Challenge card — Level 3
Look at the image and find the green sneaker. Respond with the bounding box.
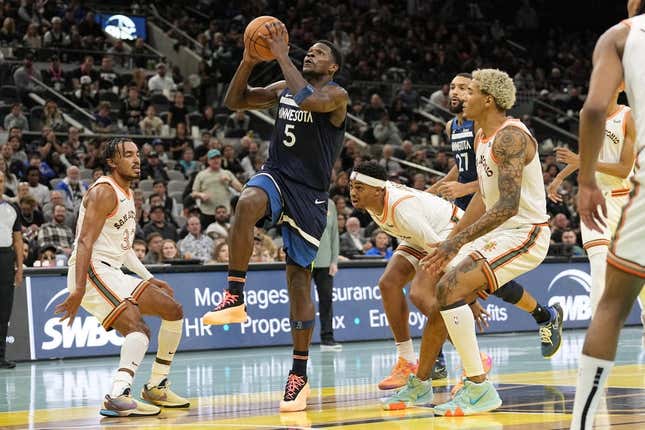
[434,379,501,416]
[381,374,433,410]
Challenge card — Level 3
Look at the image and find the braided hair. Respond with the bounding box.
[102,137,131,172]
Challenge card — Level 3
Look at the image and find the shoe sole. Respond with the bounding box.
[378,381,408,390]
[202,306,247,325]
[279,384,310,412]
[320,346,343,352]
[100,407,161,417]
[382,394,433,411]
[141,395,190,408]
[434,398,502,416]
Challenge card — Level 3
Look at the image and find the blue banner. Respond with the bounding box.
[23,261,643,360]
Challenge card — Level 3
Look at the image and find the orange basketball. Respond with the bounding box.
[244,16,288,62]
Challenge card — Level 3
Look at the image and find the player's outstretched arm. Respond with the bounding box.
[55,184,116,326]
[224,48,286,110]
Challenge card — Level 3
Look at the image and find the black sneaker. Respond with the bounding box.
[0,359,16,369]
[431,353,447,380]
[540,304,563,358]
[320,339,342,352]
[201,291,247,325]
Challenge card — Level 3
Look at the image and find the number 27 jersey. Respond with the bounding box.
[450,118,477,209]
[264,83,346,192]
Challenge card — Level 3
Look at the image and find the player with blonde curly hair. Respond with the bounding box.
[420,68,555,415]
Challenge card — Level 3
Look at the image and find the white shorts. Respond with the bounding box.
[67,260,150,330]
[446,223,550,297]
[394,241,426,270]
[608,175,645,277]
[581,190,630,251]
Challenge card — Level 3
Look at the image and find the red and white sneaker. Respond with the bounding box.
[279,371,310,412]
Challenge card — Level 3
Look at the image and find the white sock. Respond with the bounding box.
[395,339,416,363]
[587,246,608,316]
[111,331,149,397]
[570,354,613,430]
[148,319,183,386]
[440,304,484,377]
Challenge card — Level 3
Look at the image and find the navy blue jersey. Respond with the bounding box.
[264,83,346,192]
[450,117,477,210]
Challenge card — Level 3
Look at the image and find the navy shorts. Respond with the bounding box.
[246,169,328,268]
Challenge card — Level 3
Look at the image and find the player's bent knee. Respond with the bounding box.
[168,301,183,320]
[493,281,524,304]
[236,189,267,220]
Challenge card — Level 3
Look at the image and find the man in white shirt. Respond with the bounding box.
[148,63,177,94]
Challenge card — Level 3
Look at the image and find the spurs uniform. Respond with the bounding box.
[67,176,152,329]
[367,182,462,268]
[447,118,550,293]
[608,14,645,278]
[581,105,633,250]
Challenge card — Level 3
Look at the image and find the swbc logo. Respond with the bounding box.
[41,288,123,351]
[547,269,592,322]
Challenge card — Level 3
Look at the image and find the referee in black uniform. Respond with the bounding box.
[0,171,23,369]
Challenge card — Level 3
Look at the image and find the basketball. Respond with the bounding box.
[244,16,288,62]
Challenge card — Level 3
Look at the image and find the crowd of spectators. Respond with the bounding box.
[0,0,612,267]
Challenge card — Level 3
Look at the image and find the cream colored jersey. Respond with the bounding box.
[366,181,461,251]
[623,14,645,156]
[475,118,549,228]
[69,176,136,268]
[596,105,632,192]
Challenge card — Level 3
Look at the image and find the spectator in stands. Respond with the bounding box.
[148,63,177,95]
[130,38,147,69]
[550,212,570,246]
[139,105,164,136]
[379,144,403,177]
[107,39,132,67]
[170,122,191,160]
[206,241,229,264]
[337,213,347,236]
[561,229,584,257]
[151,139,169,163]
[42,190,74,228]
[25,166,49,207]
[144,232,163,264]
[132,239,147,261]
[43,16,70,48]
[339,216,371,258]
[224,110,251,138]
[168,92,188,128]
[77,11,103,42]
[330,171,350,200]
[59,140,81,168]
[432,149,450,173]
[42,100,66,132]
[178,216,213,262]
[365,229,393,260]
[55,165,87,210]
[161,239,183,261]
[43,55,68,92]
[0,17,18,45]
[92,102,116,133]
[412,173,428,190]
[82,141,102,170]
[73,76,98,110]
[3,104,28,131]
[96,56,121,92]
[220,144,243,177]
[250,228,276,263]
[121,85,146,133]
[143,204,178,241]
[177,147,199,178]
[140,150,169,182]
[151,180,180,219]
[198,105,219,135]
[22,22,41,49]
[429,83,450,111]
[397,78,419,110]
[191,148,242,226]
[19,195,44,242]
[205,204,230,240]
[363,94,388,125]
[373,113,402,146]
[7,134,27,165]
[35,245,57,267]
[239,140,260,179]
[91,167,104,183]
[333,194,353,218]
[37,204,74,257]
[72,56,99,91]
[0,157,17,196]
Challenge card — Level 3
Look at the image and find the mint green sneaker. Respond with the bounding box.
[381,375,433,410]
[434,379,501,416]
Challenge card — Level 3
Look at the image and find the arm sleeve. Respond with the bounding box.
[393,199,442,246]
[123,248,154,280]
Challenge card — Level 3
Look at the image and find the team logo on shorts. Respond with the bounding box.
[483,241,497,252]
[453,315,459,325]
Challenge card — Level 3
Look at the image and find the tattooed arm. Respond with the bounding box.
[421,126,529,274]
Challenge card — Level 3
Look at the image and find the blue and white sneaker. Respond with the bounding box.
[434,379,502,416]
[540,304,563,358]
[381,374,433,410]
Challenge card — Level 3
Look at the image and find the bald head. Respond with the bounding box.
[67,166,80,183]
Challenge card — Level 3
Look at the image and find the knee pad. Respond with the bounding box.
[493,280,524,304]
[290,319,315,330]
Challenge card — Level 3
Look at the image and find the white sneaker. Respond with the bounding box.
[320,340,342,352]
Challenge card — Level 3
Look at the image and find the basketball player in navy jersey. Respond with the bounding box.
[202,22,348,413]
[429,73,564,361]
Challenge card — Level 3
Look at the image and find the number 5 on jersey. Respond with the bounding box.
[283,124,296,147]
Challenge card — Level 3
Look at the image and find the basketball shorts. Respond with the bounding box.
[446,223,550,297]
[608,167,645,277]
[246,169,327,268]
[67,259,150,330]
[580,190,630,251]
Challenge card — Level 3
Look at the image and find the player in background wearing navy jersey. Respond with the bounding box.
[428,73,563,364]
[202,21,348,413]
